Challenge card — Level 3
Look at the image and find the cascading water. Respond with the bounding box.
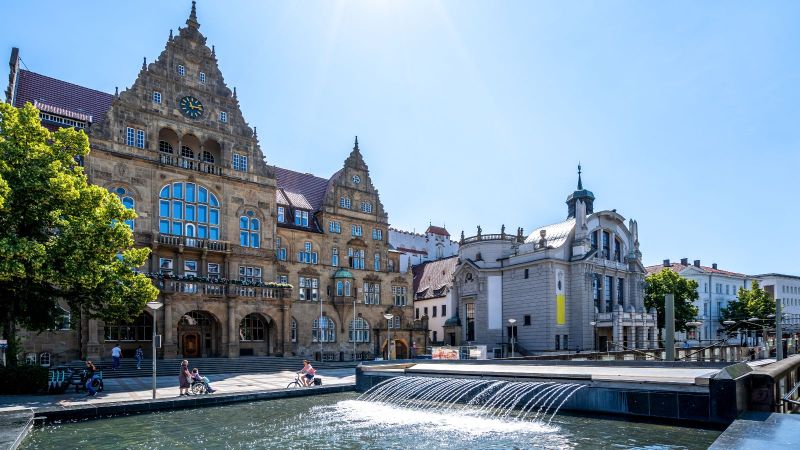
[356,376,585,426]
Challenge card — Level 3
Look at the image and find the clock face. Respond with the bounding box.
[179,96,203,119]
[352,175,361,185]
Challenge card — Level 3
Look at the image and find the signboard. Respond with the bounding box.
[432,347,460,360]
[0,339,7,350]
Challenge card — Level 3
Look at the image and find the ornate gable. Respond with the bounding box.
[322,137,387,223]
[95,1,270,178]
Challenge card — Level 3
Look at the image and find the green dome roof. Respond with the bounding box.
[333,268,354,279]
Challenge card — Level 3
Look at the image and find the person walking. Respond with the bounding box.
[179,360,191,396]
[135,345,144,370]
[111,344,122,371]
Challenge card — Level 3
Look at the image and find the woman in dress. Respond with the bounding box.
[179,359,191,396]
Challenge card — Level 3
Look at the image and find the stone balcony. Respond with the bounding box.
[156,279,290,300]
[155,233,230,253]
[158,152,224,176]
[596,309,657,328]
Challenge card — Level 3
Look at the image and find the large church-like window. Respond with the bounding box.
[159,182,221,240]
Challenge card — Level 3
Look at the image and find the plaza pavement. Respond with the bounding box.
[0,368,356,413]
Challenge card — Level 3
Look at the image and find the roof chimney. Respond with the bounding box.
[712,263,718,270]
[663,259,670,267]
[680,258,688,266]
[693,260,701,268]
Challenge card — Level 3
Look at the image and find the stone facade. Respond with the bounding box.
[7,3,416,365]
[389,225,459,272]
[451,169,657,356]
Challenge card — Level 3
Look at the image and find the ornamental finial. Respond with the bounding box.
[577,163,583,190]
[354,135,359,150]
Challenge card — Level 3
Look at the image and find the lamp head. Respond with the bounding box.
[146,301,164,311]
[384,313,394,320]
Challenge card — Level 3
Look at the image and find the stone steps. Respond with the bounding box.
[64,356,356,379]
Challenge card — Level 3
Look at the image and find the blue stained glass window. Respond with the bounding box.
[185,205,195,221]
[122,197,134,209]
[159,200,170,217]
[185,183,195,202]
[125,219,134,229]
[116,187,126,195]
[210,209,219,225]
[240,217,249,230]
[172,201,183,219]
[173,182,183,199]
[198,226,207,238]
[159,220,170,234]
[251,218,260,231]
[251,233,259,248]
[160,186,169,198]
[210,227,219,240]
[209,194,219,207]
[199,187,207,203]
[198,205,207,223]
[171,222,182,235]
[240,231,249,246]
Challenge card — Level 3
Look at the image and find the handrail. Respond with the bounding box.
[608,342,664,361]
[782,382,800,410]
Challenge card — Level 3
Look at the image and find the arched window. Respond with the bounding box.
[349,317,370,343]
[181,145,194,159]
[239,314,265,341]
[159,182,221,240]
[104,312,153,341]
[202,150,214,163]
[291,318,297,343]
[312,316,336,342]
[39,352,51,367]
[159,140,174,153]
[113,187,135,229]
[239,212,260,248]
[336,281,343,296]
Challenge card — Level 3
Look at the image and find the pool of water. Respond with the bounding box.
[21,392,722,449]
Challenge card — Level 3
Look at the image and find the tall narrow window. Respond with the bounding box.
[349,318,370,343]
[392,286,407,306]
[275,238,287,261]
[277,206,285,223]
[220,111,227,123]
[126,127,135,146]
[233,153,248,172]
[312,316,335,342]
[199,72,206,83]
[299,277,319,301]
[291,319,297,343]
[604,275,612,311]
[153,92,162,104]
[113,187,135,230]
[466,303,475,341]
[374,253,381,272]
[136,129,145,149]
[601,231,610,259]
[364,282,380,304]
[614,239,622,262]
[177,65,185,76]
[239,213,260,248]
[617,278,624,305]
[332,247,339,267]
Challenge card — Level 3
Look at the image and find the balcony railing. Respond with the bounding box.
[157,280,287,299]
[156,233,230,252]
[159,153,224,176]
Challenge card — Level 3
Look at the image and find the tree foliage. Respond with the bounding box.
[719,281,776,331]
[644,269,700,335]
[0,103,159,365]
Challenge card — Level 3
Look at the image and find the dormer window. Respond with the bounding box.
[277,206,285,223]
[294,210,309,227]
[177,65,186,77]
[199,72,206,83]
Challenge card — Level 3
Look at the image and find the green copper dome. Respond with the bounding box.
[333,268,354,279]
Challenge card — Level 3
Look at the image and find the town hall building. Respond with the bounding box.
[5,2,417,365]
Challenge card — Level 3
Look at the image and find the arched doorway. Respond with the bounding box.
[178,311,220,357]
[381,339,409,360]
[239,313,276,356]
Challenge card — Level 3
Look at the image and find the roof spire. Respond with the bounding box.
[186,1,200,29]
[577,162,583,190]
[354,135,359,150]
[233,86,237,98]
[142,57,147,71]
[169,29,173,41]
[211,44,216,57]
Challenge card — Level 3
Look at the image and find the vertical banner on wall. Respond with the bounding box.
[555,269,566,325]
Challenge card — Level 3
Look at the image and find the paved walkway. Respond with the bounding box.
[0,368,355,413]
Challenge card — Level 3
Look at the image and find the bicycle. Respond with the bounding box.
[287,372,311,388]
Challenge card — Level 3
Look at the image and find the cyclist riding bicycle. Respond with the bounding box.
[298,360,316,387]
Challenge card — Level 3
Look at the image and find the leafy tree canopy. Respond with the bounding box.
[0,103,159,364]
[644,268,700,334]
[719,281,776,331]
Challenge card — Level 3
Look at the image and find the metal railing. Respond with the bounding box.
[156,233,230,252]
[158,153,224,176]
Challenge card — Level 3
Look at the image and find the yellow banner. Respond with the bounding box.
[556,294,566,325]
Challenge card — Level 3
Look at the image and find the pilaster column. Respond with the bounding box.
[227,299,238,358]
[87,318,101,359]
[163,297,177,357]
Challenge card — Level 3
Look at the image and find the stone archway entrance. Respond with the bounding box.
[381,339,409,360]
[178,310,221,357]
[239,313,277,356]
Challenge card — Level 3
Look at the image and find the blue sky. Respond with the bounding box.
[2,1,798,275]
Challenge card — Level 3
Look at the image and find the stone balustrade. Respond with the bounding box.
[156,233,230,252]
[158,152,224,176]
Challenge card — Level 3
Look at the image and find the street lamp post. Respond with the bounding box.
[589,321,598,352]
[384,313,394,360]
[146,301,164,400]
[508,318,516,357]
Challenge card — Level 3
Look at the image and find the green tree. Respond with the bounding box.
[644,269,700,345]
[0,103,159,365]
[719,281,776,331]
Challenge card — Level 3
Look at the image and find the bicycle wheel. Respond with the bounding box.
[286,380,299,388]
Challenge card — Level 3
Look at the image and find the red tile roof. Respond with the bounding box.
[425,225,450,236]
[273,166,334,212]
[645,262,746,278]
[412,256,458,300]
[13,70,113,125]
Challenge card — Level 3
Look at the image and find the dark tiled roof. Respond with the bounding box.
[396,247,427,255]
[412,256,458,300]
[645,262,746,278]
[425,225,450,236]
[13,70,113,125]
[273,166,334,212]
